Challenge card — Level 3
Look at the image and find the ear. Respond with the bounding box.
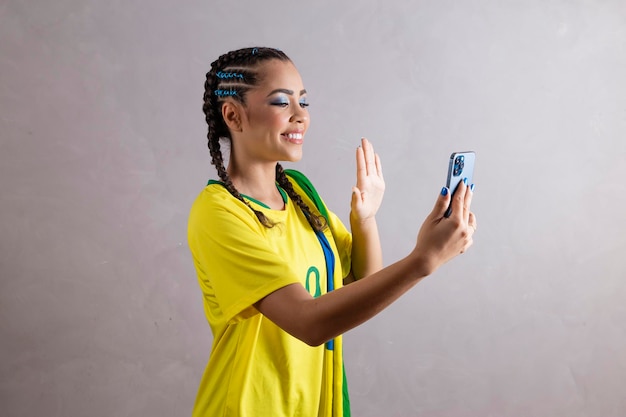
[221,100,243,132]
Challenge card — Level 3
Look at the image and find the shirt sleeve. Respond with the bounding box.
[188,189,301,324]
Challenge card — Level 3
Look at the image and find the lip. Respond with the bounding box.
[281,130,304,144]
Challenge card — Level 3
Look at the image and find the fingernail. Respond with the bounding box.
[441,187,448,196]
[463,178,468,185]
[470,183,475,192]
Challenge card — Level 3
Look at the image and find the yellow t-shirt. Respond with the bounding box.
[187,172,352,417]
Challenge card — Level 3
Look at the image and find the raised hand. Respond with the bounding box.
[351,138,385,222]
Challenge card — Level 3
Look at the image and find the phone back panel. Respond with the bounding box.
[446,151,476,196]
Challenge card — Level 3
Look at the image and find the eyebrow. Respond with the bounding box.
[266,88,307,97]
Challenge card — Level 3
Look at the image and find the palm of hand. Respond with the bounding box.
[351,138,385,221]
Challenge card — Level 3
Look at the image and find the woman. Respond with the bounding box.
[188,47,476,417]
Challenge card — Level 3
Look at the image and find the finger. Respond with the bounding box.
[351,186,362,209]
[463,182,474,224]
[362,137,376,175]
[468,212,477,234]
[430,186,452,220]
[461,237,474,254]
[356,144,366,182]
[450,179,468,221]
[375,153,384,179]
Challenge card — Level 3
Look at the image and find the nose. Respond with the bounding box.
[290,103,308,124]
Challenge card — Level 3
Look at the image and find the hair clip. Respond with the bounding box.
[251,48,258,55]
[216,71,244,79]
[214,89,237,97]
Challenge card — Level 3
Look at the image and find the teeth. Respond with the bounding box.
[286,133,303,139]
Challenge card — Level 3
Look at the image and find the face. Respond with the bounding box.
[231,59,310,164]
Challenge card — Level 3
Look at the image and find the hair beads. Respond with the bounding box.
[216,71,244,79]
[214,89,238,97]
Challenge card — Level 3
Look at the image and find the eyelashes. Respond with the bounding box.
[270,98,310,108]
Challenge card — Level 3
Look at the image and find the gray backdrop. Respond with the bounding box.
[1,1,625,416]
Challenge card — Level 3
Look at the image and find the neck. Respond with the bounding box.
[227,160,285,209]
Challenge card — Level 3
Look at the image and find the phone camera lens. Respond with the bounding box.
[452,155,466,177]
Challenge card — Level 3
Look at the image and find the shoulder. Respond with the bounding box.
[191,181,238,213]
[188,182,260,232]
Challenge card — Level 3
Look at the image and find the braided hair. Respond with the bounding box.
[203,47,326,232]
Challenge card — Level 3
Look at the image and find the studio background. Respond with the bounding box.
[1,1,625,416]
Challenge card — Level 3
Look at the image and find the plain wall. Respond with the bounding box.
[1,1,625,416]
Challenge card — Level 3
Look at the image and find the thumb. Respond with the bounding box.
[351,186,361,209]
[429,187,451,220]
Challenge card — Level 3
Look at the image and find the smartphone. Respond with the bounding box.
[444,151,475,218]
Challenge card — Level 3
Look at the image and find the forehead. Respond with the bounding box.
[253,60,304,91]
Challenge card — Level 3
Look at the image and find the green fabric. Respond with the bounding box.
[342,361,351,417]
[284,169,329,222]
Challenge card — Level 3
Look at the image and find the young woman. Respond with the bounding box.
[188,47,477,417]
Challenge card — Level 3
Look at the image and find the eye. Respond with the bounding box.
[299,101,310,108]
[269,95,290,107]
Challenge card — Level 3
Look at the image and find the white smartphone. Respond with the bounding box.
[444,151,475,218]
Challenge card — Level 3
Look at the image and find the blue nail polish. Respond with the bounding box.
[441,187,448,196]
[470,183,475,191]
[463,178,468,185]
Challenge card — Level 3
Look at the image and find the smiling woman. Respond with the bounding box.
[187,46,476,417]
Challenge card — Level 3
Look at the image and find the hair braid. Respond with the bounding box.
[275,164,327,232]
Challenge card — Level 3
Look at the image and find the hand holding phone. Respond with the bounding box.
[444,151,475,218]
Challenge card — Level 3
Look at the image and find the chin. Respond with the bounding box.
[283,153,303,163]
[279,147,304,163]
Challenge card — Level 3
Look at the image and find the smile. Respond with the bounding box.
[282,132,304,144]
[283,133,303,140]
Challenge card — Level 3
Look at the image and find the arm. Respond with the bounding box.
[255,179,477,346]
[346,138,385,282]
